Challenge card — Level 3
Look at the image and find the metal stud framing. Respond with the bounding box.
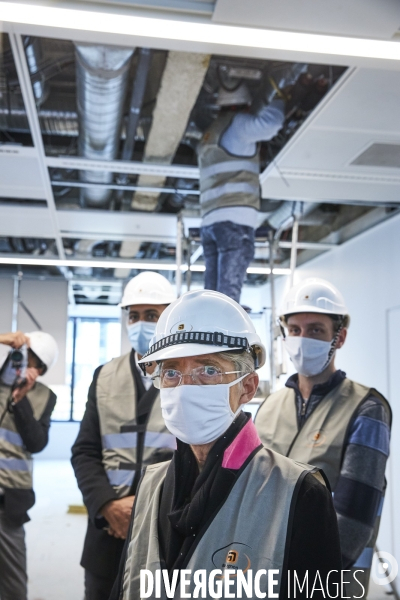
[9,32,66,259]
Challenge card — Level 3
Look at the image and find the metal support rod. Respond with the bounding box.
[11,271,42,331]
[268,231,277,392]
[186,239,192,292]
[11,272,22,332]
[19,300,42,331]
[289,216,299,288]
[51,180,199,195]
[176,215,183,298]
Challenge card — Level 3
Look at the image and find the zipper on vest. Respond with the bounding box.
[286,395,307,457]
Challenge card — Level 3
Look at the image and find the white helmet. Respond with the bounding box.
[280,278,349,323]
[26,331,58,371]
[216,82,252,107]
[138,289,266,369]
[119,272,175,308]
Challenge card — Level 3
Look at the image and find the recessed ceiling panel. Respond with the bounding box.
[213,0,400,40]
[0,205,55,238]
[261,67,400,204]
[351,143,400,168]
[0,146,45,199]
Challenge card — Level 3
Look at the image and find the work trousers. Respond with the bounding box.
[85,569,118,600]
[200,221,255,304]
[0,506,27,600]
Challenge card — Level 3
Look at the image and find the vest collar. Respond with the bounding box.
[286,369,346,399]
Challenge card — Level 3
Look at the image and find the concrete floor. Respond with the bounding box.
[25,460,86,600]
[24,460,395,600]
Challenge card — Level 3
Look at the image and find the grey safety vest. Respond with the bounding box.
[96,353,175,498]
[197,113,260,218]
[0,381,50,490]
[121,448,325,600]
[255,378,391,598]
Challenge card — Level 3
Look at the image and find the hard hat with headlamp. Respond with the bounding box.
[138,289,266,369]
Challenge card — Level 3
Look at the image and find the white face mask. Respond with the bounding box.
[284,336,335,378]
[160,375,247,445]
[127,321,156,356]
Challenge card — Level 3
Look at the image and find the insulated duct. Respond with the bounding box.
[267,201,318,231]
[74,44,134,207]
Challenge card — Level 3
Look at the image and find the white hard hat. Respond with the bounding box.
[26,331,58,371]
[216,82,252,107]
[119,272,176,308]
[280,278,349,320]
[138,289,266,369]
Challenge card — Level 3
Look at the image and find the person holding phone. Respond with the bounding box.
[0,330,58,600]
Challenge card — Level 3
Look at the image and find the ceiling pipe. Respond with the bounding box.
[116,47,152,210]
[24,37,49,107]
[74,43,134,207]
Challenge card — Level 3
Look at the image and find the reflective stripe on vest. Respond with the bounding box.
[200,182,260,206]
[0,381,50,490]
[201,159,260,180]
[0,427,23,447]
[255,377,391,598]
[102,430,176,451]
[121,449,323,600]
[197,113,260,218]
[96,353,175,498]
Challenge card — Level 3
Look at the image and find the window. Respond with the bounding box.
[51,317,121,421]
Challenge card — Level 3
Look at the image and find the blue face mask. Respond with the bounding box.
[127,321,157,356]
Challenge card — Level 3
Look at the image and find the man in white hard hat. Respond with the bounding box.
[255,278,391,598]
[71,272,176,600]
[0,330,58,600]
[110,289,342,600]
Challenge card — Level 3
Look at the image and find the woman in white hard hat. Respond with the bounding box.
[111,289,341,600]
[0,330,58,600]
[255,278,391,598]
[71,272,177,600]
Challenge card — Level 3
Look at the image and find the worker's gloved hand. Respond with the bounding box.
[101,496,135,539]
[11,367,40,403]
[0,331,30,349]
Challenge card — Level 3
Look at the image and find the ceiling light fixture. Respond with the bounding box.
[0,256,290,275]
[1,2,400,62]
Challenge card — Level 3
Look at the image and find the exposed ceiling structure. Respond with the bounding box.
[0,1,400,304]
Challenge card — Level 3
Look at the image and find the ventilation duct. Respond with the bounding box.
[74,43,134,207]
[267,200,318,231]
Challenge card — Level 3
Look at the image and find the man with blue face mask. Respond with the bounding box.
[255,278,391,598]
[71,272,176,600]
[110,289,342,600]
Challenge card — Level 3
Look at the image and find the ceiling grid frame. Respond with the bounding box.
[8,31,66,259]
[260,66,358,187]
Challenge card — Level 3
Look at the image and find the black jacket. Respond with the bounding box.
[1,387,56,526]
[110,415,342,600]
[71,351,173,579]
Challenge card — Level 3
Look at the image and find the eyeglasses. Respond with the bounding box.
[152,366,248,389]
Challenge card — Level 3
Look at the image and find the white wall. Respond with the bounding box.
[263,211,400,577]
